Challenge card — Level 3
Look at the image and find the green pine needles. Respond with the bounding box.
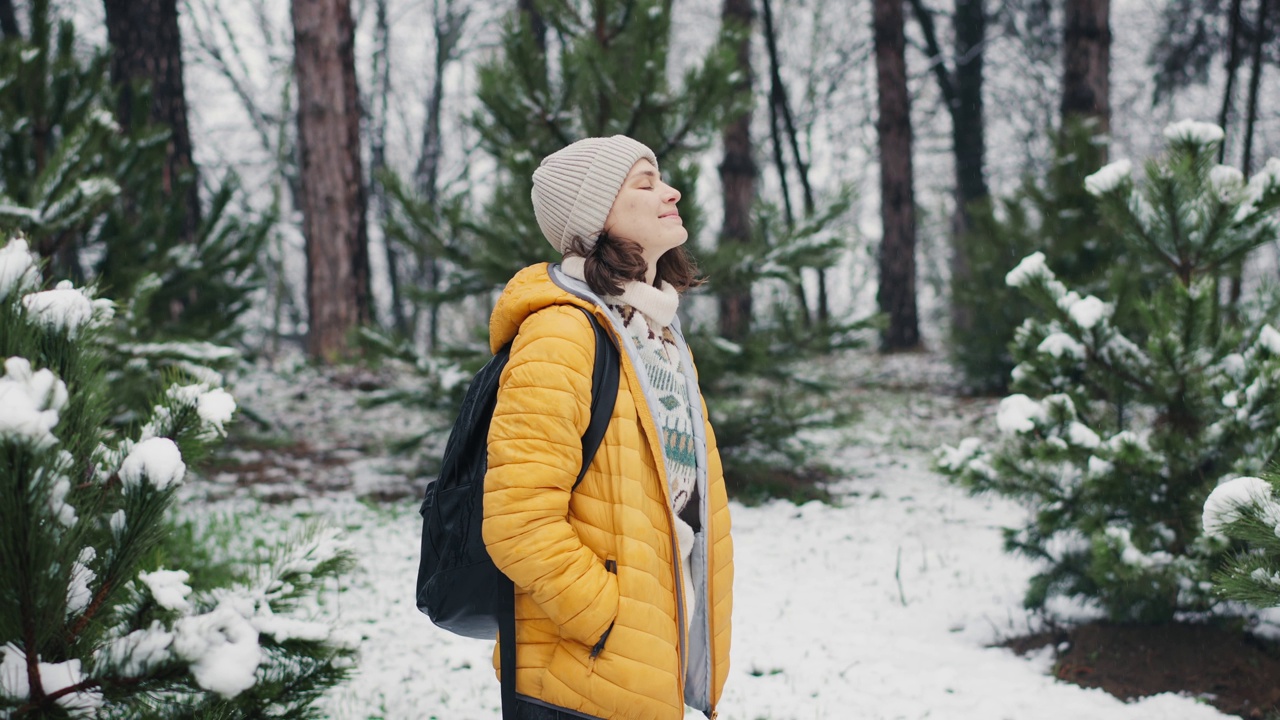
[950,122,1113,394]
[0,237,357,718]
[1204,474,1280,609]
[937,121,1280,623]
[0,4,268,423]
[372,0,865,501]
[464,0,744,291]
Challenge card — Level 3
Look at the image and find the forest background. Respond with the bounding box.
[4,0,1280,715]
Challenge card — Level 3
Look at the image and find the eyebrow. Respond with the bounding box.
[629,169,658,182]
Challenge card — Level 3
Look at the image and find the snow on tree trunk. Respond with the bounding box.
[292,0,371,363]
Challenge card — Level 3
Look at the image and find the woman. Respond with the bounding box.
[482,135,733,720]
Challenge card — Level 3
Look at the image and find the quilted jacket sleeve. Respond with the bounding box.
[482,305,619,647]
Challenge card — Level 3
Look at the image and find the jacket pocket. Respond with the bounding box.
[589,558,618,660]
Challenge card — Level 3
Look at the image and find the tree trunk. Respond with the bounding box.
[874,0,920,350]
[762,88,810,325]
[1217,0,1245,164]
[517,0,548,55]
[718,0,757,342]
[1233,0,1271,316]
[1060,0,1111,133]
[103,0,201,246]
[415,0,467,350]
[0,0,18,39]
[1240,0,1270,177]
[292,0,371,362]
[370,0,407,336]
[949,0,987,336]
[908,0,987,342]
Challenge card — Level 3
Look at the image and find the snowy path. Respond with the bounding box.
[290,389,1225,719]
[208,363,1229,719]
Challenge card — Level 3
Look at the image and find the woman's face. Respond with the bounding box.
[603,159,687,262]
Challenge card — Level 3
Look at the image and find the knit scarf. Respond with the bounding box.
[560,258,698,517]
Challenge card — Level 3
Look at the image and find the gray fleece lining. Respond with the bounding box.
[671,318,713,714]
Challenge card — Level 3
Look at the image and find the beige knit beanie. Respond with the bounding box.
[531,135,658,255]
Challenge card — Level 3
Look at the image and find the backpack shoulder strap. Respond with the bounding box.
[500,306,618,719]
[573,305,619,491]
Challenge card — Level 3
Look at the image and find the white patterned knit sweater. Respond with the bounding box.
[603,289,698,520]
[559,258,698,518]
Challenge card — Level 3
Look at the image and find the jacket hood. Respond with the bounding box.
[489,263,595,353]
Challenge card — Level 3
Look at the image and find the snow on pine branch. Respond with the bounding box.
[21,284,94,335]
[0,645,102,717]
[0,238,38,301]
[1084,159,1133,196]
[119,437,187,493]
[139,569,193,612]
[0,356,68,449]
[1203,477,1280,536]
[1163,119,1225,146]
[139,383,238,441]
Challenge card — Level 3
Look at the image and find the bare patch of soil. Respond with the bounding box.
[1005,621,1280,719]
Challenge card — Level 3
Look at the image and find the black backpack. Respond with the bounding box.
[416,305,619,717]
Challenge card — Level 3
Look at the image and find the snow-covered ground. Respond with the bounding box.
[191,352,1234,719]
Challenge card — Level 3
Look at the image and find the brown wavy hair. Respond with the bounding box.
[563,231,704,297]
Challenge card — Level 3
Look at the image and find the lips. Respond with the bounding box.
[660,212,681,220]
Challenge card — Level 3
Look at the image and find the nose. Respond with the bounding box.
[663,183,681,204]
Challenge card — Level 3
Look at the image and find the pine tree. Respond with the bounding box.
[951,122,1120,394]
[938,121,1280,622]
[0,236,357,717]
[449,0,743,291]
[1204,473,1280,608]
[689,193,871,501]
[372,0,869,499]
[0,4,268,419]
[368,0,740,414]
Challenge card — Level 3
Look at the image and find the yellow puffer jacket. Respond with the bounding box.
[482,263,733,720]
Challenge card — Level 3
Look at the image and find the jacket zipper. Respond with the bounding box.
[666,505,688,706]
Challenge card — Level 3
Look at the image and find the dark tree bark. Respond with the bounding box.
[718,0,757,341]
[1061,0,1111,133]
[292,0,371,362]
[103,0,201,246]
[1240,0,1271,177]
[0,0,18,39]
[761,0,827,325]
[951,0,987,234]
[874,0,920,350]
[1217,0,1245,163]
[414,0,468,350]
[761,0,804,325]
[1232,0,1272,313]
[369,0,406,336]
[908,0,987,341]
[518,0,548,55]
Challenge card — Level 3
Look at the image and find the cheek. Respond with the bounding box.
[616,198,649,229]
